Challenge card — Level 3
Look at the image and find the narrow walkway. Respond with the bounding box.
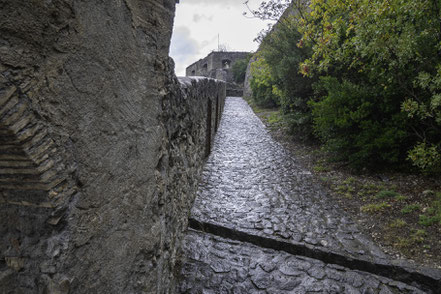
[178,97,441,293]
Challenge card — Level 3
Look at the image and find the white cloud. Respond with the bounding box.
[170,0,275,76]
[170,26,200,76]
[193,14,214,23]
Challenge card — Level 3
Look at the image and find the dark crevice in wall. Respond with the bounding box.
[215,95,219,132]
[188,218,441,294]
[205,99,212,158]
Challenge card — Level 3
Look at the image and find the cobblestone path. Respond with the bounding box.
[178,97,441,293]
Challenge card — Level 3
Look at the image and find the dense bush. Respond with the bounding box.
[249,7,315,137]
[251,0,441,171]
[310,77,410,167]
[299,0,441,170]
[232,54,252,84]
[259,13,315,138]
[249,53,280,107]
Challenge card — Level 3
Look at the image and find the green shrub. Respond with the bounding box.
[411,229,426,243]
[375,190,399,199]
[299,0,441,171]
[259,13,315,138]
[401,204,421,214]
[232,54,252,84]
[361,202,391,213]
[310,77,409,167]
[252,0,441,170]
[419,192,441,226]
[407,142,441,172]
[249,55,280,108]
[419,215,441,227]
[389,219,407,228]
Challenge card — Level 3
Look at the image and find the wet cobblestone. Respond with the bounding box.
[191,97,386,262]
[178,230,426,294]
[179,97,441,293]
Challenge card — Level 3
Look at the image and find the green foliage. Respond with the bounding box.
[249,54,280,107]
[259,13,316,138]
[395,194,408,201]
[297,0,441,170]
[407,142,441,172]
[411,229,427,243]
[313,164,329,173]
[375,190,400,199]
[267,112,283,125]
[419,214,441,227]
[251,0,441,170]
[401,204,421,214]
[361,202,391,213]
[232,54,252,84]
[389,218,407,228]
[310,77,409,167]
[419,192,441,226]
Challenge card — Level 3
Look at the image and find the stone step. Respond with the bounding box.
[179,230,439,294]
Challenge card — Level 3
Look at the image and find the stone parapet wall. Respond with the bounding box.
[0,1,225,293]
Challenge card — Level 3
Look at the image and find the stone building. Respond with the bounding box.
[186,51,250,96]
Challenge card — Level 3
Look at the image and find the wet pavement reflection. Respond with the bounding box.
[177,97,440,293]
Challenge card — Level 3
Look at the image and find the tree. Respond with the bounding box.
[298,0,441,170]
[259,11,316,138]
[249,0,441,170]
[232,54,252,84]
[249,52,280,107]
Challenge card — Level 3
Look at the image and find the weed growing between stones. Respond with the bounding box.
[375,190,400,199]
[361,202,391,213]
[418,192,441,226]
[401,204,421,214]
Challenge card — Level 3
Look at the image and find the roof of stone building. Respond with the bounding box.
[186,51,251,69]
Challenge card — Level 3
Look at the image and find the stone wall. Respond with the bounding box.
[0,1,225,293]
[186,51,250,84]
[243,55,256,99]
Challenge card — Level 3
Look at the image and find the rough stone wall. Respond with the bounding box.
[243,55,256,99]
[0,1,225,293]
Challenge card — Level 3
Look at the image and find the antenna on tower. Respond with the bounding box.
[218,33,220,51]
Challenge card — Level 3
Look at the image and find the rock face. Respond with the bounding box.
[0,1,225,293]
[243,55,256,99]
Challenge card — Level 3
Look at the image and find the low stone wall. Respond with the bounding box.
[226,82,244,97]
[0,1,225,293]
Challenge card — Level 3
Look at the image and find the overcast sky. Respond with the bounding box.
[170,0,274,76]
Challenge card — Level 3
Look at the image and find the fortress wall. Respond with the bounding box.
[186,52,250,84]
[0,0,225,293]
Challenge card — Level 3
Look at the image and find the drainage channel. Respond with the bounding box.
[188,218,441,293]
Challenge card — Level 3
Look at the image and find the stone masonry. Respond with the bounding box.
[186,51,250,96]
[186,51,250,84]
[0,1,225,293]
[2,1,441,293]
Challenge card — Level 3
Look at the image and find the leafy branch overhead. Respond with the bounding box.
[243,0,291,21]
